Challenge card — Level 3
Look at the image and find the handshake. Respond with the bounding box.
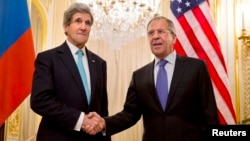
[81,112,105,135]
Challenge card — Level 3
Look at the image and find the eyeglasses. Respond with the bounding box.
[147,29,173,37]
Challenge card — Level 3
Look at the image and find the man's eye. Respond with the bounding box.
[147,31,154,36]
[158,30,165,34]
[85,21,91,26]
[75,19,82,23]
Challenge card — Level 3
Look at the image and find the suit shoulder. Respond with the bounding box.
[178,55,206,65]
[38,48,56,55]
[37,44,63,56]
[134,62,153,74]
[35,44,67,63]
[87,50,106,63]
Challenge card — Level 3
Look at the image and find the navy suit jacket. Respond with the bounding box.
[31,41,111,141]
[104,55,219,141]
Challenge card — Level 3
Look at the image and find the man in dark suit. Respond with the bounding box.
[30,2,110,141]
[84,16,219,141]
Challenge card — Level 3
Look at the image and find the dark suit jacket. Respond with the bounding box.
[104,55,219,141]
[31,41,111,141]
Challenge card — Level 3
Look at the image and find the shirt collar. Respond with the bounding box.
[155,50,176,66]
[66,40,87,55]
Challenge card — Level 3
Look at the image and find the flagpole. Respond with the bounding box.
[234,45,241,124]
[0,123,4,141]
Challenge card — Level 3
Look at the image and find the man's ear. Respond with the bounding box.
[172,34,177,44]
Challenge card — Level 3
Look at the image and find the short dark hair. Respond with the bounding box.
[147,16,176,35]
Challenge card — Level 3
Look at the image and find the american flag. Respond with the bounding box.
[169,0,236,124]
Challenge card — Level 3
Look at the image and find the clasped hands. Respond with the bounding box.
[82,112,105,135]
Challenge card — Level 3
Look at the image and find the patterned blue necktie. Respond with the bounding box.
[77,50,90,104]
[156,60,168,110]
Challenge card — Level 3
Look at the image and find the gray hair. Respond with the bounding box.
[63,2,94,26]
[147,16,176,35]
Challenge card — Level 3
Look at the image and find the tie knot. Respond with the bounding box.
[77,50,83,57]
[158,59,167,67]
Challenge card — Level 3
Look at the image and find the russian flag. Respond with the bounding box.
[0,0,35,126]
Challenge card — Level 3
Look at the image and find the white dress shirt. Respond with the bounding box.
[154,50,177,91]
[66,40,91,131]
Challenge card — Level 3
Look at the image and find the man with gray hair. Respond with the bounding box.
[30,2,111,141]
[84,16,219,141]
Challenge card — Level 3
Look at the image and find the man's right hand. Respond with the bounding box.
[82,112,105,135]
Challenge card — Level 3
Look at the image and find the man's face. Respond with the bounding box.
[64,12,92,48]
[147,19,176,59]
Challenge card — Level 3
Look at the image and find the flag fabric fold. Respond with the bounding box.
[0,0,35,126]
[169,0,236,124]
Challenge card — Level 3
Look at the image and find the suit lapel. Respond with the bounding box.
[57,42,86,95]
[145,60,165,110]
[85,49,98,104]
[166,55,186,110]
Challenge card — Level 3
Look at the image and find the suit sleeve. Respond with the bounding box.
[30,52,81,130]
[199,61,219,125]
[100,61,109,117]
[104,72,142,135]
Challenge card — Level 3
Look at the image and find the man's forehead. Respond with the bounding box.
[72,12,91,19]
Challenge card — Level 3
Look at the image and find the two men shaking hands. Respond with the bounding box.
[82,112,105,135]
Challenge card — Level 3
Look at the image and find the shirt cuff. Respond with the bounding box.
[102,129,106,136]
[74,112,84,131]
